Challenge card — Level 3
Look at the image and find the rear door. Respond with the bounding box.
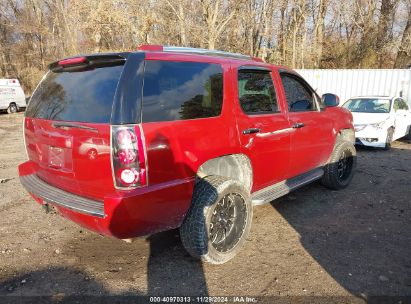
[24,56,126,200]
[235,67,291,191]
[279,72,334,178]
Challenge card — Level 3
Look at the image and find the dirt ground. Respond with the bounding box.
[0,112,410,302]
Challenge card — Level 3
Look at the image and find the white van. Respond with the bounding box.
[0,79,26,113]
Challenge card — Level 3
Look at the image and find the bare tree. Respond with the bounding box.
[200,0,238,49]
[313,0,329,67]
[376,0,399,67]
[0,0,408,93]
[395,2,411,67]
[165,0,187,45]
[290,0,306,68]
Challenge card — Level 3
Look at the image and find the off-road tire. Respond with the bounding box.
[321,140,356,190]
[180,176,252,264]
[7,103,18,114]
[384,127,394,150]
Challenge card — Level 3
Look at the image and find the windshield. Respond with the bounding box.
[342,98,391,113]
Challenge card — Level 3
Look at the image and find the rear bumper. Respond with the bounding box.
[18,161,194,239]
[20,174,105,217]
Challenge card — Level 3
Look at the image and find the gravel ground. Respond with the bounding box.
[0,112,410,302]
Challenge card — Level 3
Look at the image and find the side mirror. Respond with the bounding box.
[322,93,340,107]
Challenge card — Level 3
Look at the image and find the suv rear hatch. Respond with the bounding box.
[24,54,127,201]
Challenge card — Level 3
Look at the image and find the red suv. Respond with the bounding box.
[19,45,356,264]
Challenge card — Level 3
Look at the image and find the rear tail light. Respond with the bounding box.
[111,125,147,189]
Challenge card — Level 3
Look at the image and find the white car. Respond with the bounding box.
[342,96,411,149]
[0,79,26,114]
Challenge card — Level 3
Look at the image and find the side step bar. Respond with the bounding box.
[251,168,324,205]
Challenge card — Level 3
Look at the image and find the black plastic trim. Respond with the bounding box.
[20,174,104,218]
[49,53,129,73]
[111,52,145,125]
[238,65,272,72]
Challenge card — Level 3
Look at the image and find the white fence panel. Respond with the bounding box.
[296,69,411,107]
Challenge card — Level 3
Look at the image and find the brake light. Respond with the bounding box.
[111,125,147,189]
[58,57,87,66]
[251,56,264,62]
[137,45,163,51]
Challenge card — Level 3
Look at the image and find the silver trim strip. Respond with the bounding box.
[251,168,324,205]
[256,128,295,138]
[163,46,252,60]
[138,124,149,186]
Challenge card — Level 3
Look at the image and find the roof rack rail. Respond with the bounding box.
[137,45,260,61]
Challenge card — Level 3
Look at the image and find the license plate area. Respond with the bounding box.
[48,146,72,171]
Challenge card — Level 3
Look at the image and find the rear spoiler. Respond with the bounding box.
[49,54,128,72]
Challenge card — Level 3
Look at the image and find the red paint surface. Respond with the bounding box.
[19,51,353,238]
[58,56,87,66]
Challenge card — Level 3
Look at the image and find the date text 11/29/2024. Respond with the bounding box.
[149,296,258,303]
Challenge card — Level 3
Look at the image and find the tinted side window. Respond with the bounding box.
[281,74,316,112]
[142,61,223,122]
[238,70,278,114]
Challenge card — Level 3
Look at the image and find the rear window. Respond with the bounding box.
[26,65,123,123]
[142,61,223,123]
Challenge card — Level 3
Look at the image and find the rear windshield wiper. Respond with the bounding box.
[52,122,98,132]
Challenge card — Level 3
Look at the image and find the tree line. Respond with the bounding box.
[0,0,410,93]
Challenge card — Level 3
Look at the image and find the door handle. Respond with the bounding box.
[242,128,261,135]
[292,122,305,129]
